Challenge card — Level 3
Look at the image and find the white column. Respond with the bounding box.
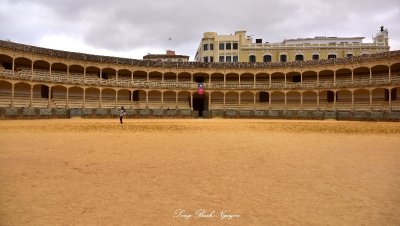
[268,92,271,110]
[351,91,354,112]
[284,73,287,88]
[116,70,119,82]
[49,64,52,78]
[388,67,391,82]
[317,72,320,86]
[208,93,212,110]
[351,69,354,84]
[317,91,320,110]
[131,71,134,83]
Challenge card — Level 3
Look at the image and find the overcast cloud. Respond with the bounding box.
[1,0,399,60]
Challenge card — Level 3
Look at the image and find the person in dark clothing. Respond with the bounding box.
[119,106,126,124]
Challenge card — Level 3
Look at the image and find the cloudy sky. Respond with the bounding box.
[1,0,399,60]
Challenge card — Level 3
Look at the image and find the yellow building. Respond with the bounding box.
[195,27,390,63]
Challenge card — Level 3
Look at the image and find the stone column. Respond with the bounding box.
[31,61,34,79]
[12,58,15,76]
[238,92,241,110]
[333,71,336,86]
[190,92,193,110]
[161,92,164,109]
[131,71,134,83]
[67,65,70,81]
[116,70,119,82]
[49,64,52,78]
[317,72,320,86]
[268,92,271,110]
[224,74,226,87]
[369,68,372,83]
[115,90,118,108]
[30,86,33,107]
[333,91,337,110]
[317,91,320,111]
[48,86,52,108]
[351,69,354,84]
[83,89,86,109]
[11,84,14,107]
[223,92,226,110]
[66,88,69,108]
[130,90,133,110]
[351,91,354,112]
[208,93,212,110]
[146,91,149,109]
[99,89,102,108]
[388,89,392,112]
[253,92,256,111]
[84,67,86,82]
[99,69,103,81]
[369,89,372,112]
[300,92,303,111]
[284,92,287,110]
[147,72,149,82]
[175,92,178,109]
[300,72,303,88]
[388,67,391,82]
[284,73,287,88]
[269,74,272,88]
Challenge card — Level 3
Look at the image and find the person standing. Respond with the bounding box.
[119,106,126,124]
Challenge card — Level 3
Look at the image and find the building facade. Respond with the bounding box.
[143,50,189,62]
[195,27,389,63]
[0,40,399,120]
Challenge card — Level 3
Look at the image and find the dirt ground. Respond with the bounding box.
[0,119,399,226]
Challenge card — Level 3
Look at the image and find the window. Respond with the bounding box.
[226,56,232,62]
[312,54,319,60]
[328,54,336,59]
[226,43,231,50]
[219,43,225,50]
[233,42,238,50]
[295,54,304,61]
[203,44,208,51]
[263,55,272,62]
[210,44,214,50]
[219,56,225,62]
[249,55,256,63]
[203,57,208,63]
[280,55,287,62]
[210,57,214,62]
[346,54,353,58]
[327,91,335,102]
[233,56,238,62]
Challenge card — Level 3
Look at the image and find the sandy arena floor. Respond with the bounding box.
[0,119,400,226]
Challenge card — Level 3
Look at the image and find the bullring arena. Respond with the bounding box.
[0,40,400,226]
[0,40,399,120]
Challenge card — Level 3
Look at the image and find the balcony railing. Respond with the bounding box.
[0,68,399,91]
